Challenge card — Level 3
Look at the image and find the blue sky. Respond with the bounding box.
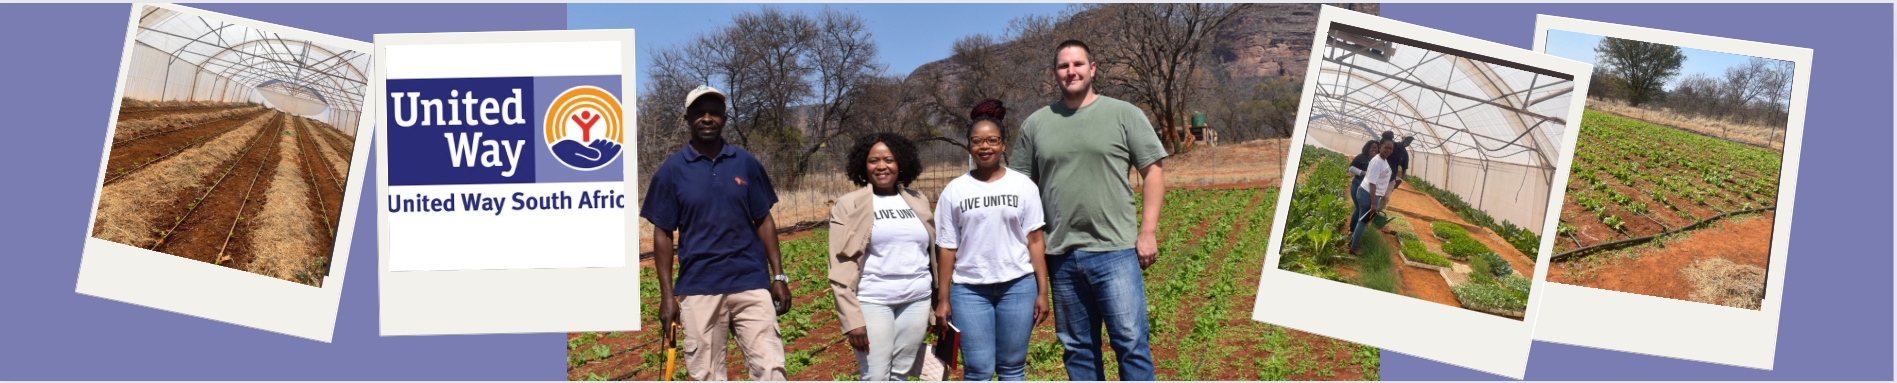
[1544,29,1786,90]
[568,3,1071,91]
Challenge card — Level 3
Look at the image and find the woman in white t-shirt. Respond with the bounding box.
[827,133,938,380]
[934,99,1049,381]
[1350,139,1394,255]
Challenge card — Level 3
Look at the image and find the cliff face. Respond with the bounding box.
[904,4,1379,83]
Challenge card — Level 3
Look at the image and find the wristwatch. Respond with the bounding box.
[773,274,789,283]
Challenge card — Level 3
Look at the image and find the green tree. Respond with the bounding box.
[1593,37,1685,106]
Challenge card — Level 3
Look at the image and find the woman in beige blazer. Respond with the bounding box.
[827,133,936,381]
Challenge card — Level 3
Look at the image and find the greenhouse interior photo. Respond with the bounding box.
[90,5,366,287]
[1279,22,1574,318]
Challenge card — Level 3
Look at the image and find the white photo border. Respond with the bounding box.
[74,3,375,343]
[373,29,641,336]
[1529,14,1810,370]
[1250,6,1591,379]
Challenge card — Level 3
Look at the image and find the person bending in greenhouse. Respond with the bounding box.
[828,133,938,381]
[935,99,1051,381]
[1350,140,1395,255]
[643,85,790,381]
[1009,39,1166,381]
[1384,135,1413,208]
[1346,139,1378,232]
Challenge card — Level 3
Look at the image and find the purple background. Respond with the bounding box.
[0,3,1888,381]
[0,4,565,380]
[1381,3,1894,380]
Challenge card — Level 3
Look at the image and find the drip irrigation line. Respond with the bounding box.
[1552,206,1774,262]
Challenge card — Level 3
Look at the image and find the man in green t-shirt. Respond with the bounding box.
[1006,39,1166,381]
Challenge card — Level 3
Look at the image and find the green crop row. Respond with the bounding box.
[1399,240,1451,267]
[1405,176,1541,257]
[1561,110,1783,244]
[1451,277,1528,313]
[1279,146,1355,282]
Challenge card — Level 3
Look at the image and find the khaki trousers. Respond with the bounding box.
[680,289,787,381]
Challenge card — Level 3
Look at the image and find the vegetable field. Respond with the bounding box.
[569,187,1379,381]
[1278,146,1532,319]
[91,99,353,287]
[1549,110,1778,310]
[1555,110,1779,253]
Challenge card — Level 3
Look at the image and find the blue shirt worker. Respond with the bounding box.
[642,85,791,381]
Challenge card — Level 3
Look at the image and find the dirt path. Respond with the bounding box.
[1381,229,1460,308]
[1383,183,1536,276]
[1550,212,1774,303]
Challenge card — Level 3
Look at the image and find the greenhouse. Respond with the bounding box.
[125,5,367,134]
[1305,23,1574,233]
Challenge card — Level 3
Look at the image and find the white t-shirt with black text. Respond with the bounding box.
[858,193,934,305]
[935,168,1046,285]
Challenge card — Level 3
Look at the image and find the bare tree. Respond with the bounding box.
[792,7,883,181]
[1081,3,1252,154]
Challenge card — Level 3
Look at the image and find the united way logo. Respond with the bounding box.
[543,86,623,171]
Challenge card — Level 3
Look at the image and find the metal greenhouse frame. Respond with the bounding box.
[124,5,368,135]
[1305,23,1576,233]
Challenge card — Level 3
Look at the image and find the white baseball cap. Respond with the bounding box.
[685,85,726,109]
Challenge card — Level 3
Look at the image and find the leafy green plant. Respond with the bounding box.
[1431,221,1468,240]
[1440,237,1490,259]
[1400,240,1452,267]
[1475,252,1512,278]
[1602,216,1625,232]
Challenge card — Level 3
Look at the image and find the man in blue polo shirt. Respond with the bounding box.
[642,85,791,381]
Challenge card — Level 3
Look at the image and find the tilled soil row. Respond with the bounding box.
[113,106,267,142]
[305,117,357,157]
[92,111,276,248]
[105,110,272,185]
[291,117,346,283]
[301,117,352,188]
[116,105,253,121]
[151,113,287,266]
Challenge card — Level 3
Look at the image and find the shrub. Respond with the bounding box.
[1467,270,1495,286]
[1440,237,1490,259]
[1500,275,1533,302]
[1400,240,1451,267]
[1431,221,1468,240]
[1476,252,1513,278]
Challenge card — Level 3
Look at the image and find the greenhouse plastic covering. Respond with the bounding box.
[1305,25,1574,233]
[124,6,368,134]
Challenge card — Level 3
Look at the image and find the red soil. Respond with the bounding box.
[103,110,271,183]
[1550,212,1775,304]
[151,113,285,268]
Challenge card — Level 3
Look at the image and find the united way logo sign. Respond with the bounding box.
[381,73,627,272]
[543,86,623,171]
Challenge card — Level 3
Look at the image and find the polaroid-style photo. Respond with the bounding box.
[375,29,640,336]
[1531,15,1810,370]
[1251,6,1590,378]
[76,3,374,342]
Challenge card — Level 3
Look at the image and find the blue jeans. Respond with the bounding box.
[1047,248,1154,381]
[1351,186,1374,250]
[1348,174,1365,232]
[949,275,1038,381]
